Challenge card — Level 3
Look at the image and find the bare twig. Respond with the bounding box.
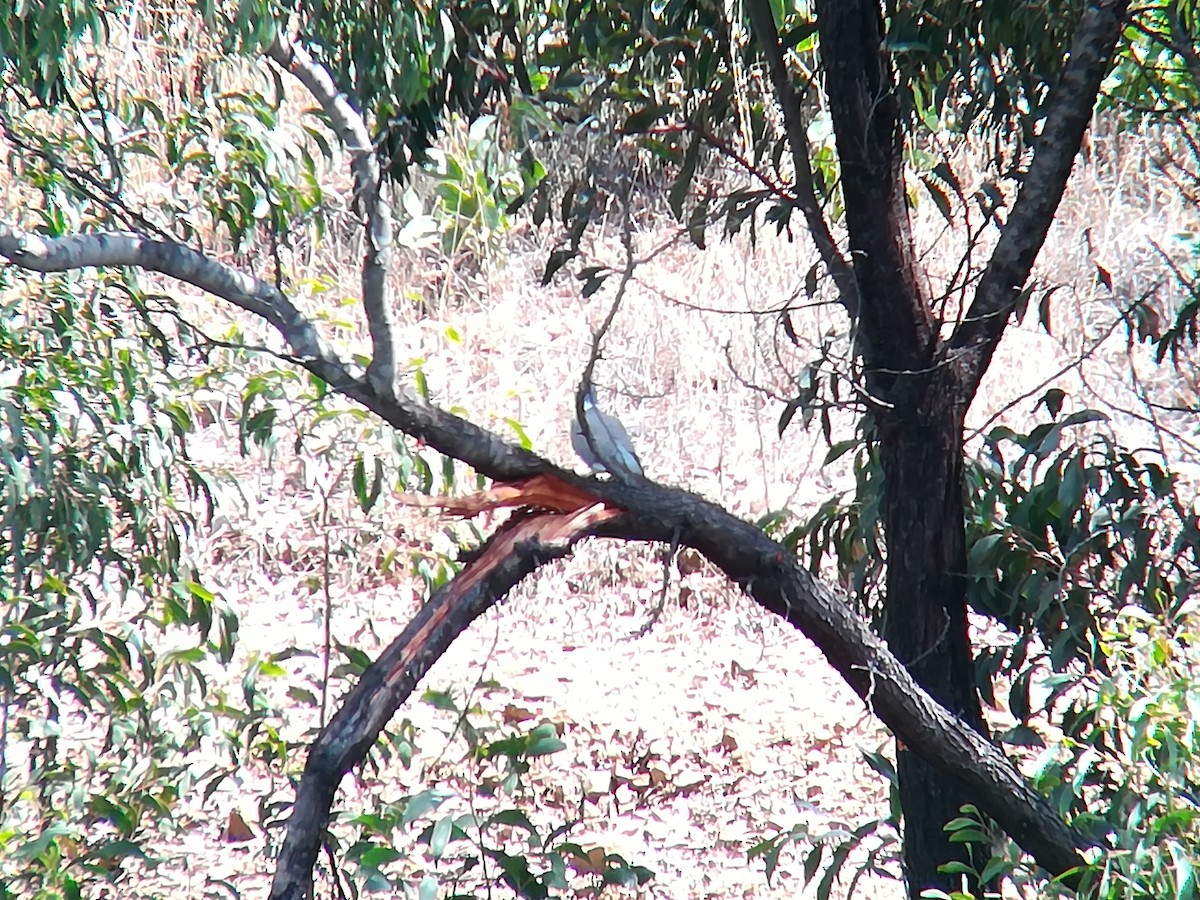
[626,531,682,640]
[687,122,800,203]
[576,195,641,477]
[1,116,173,242]
[966,289,1157,440]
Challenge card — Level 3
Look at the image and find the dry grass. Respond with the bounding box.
[143,142,1197,897]
[5,15,1200,900]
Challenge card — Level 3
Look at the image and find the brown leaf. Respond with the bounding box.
[502,704,537,724]
[677,548,706,575]
[395,473,612,517]
[568,847,609,876]
[223,809,255,843]
[729,659,757,686]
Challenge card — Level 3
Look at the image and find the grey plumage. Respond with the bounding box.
[571,386,643,479]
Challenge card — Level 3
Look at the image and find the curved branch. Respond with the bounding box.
[266,35,400,397]
[269,505,607,900]
[946,0,1132,392]
[590,486,1093,883]
[3,226,1094,886]
[0,224,541,478]
[0,225,341,370]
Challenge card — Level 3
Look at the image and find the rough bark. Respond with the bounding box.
[266,467,1095,899]
[809,0,1130,894]
[814,0,934,390]
[878,387,985,896]
[947,0,1134,394]
[813,2,981,893]
[270,508,601,900]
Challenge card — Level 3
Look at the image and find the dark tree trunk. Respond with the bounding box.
[878,381,986,897]
[814,2,987,895]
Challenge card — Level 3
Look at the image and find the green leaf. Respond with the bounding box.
[526,724,566,757]
[90,839,150,862]
[921,174,954,224]
[487,808,541,841]
[421,689,459,712]
[402,789,454,826]
[358,845,403,869]
[669,134,701,221]
[622,103,669,134]
[541,248,576,285]
[488,849,549,899]
[687,194,710,248]
[860,748,897,785]
[823,439,858,465]
[429,815,454,859]
[1037,286,1061,335]
[778,396,803,437]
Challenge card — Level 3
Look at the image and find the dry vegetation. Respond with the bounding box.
[7,16,1200,899]
[123,127,1199,899]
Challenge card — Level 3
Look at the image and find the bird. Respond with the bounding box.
[571,385,643,479]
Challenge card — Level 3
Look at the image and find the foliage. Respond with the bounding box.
[748,747,901,900]
[924,598,1200,900]
[965,404,1196,685]
[1103,1,1200,113]
[784,436,885,620]
[0,28,327,263]
[790,397,1198,688]
[338,687,652,898]
[1151,123,1200,363]
[0,0,112,102]
[4,0,1200,899]
[1044,605,1200,900]
[783,398,1200,896]
[888,0,1087,142]
[400,109,551,257]
[0,271,238,896]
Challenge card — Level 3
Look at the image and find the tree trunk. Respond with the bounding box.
[879,382,986,897]
[812,0,989,893]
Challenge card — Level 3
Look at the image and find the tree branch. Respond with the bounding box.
[265,35,400,397]
[3,225,1096,886]
[271,476,1094,898]
[0,225,341,370]
[743,0,859,317]
[946,0,1132,393]
[0,223,539,476]
[269,510,596,900]
[589,487,1093,883]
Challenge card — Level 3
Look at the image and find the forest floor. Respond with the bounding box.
[114,125,1199,900]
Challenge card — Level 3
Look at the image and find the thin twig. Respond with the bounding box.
[576,191,640,469]
[743,0,859,314]
[966,291,1153,440]
[626,530,683,640]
